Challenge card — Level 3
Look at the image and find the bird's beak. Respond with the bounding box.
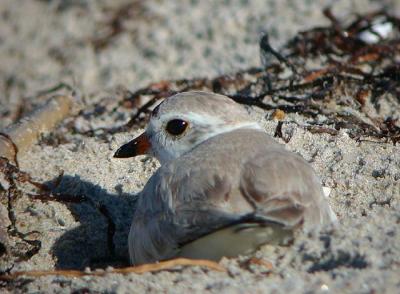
[113,132,151,158]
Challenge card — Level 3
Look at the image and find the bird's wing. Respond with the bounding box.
[155,163,294,262]
[170,148,336,261]
[239,148,336,230]
[162,165,252,244]
[129,146,336,264]
[129,164,247,265]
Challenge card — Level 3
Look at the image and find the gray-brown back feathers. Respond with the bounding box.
[128,128,336,265]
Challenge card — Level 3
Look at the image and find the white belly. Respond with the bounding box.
[178,223,293,261]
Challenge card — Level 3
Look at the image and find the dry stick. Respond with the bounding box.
[0,95,76,163]
[0,258,226,280]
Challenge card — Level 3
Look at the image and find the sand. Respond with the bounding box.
[0,0,399,293]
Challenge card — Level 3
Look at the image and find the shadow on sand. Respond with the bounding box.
[49,174,137,270]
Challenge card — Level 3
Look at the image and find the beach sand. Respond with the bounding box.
[1,0,399,293]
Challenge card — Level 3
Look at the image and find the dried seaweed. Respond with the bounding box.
[59,10,400,144]
[90,1,155,52]
[0,94,78,163]
[0,157,42,266]
[0,158,116,269]
[1,9,399,282]
[0,258,225,280]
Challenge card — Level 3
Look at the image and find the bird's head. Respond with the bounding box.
[114,91,261,164]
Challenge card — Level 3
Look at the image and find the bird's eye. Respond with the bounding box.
[165,119,189,136]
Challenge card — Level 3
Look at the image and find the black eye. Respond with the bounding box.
[165,119,189,136]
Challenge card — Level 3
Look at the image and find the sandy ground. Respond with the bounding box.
[1,0,400,293]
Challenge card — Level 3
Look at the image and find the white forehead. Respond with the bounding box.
[164,111,224,124]
[146,91,260,135]
[152,91,249,119]
[148,108,261,137]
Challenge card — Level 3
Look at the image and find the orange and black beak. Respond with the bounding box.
[113,132,151,158]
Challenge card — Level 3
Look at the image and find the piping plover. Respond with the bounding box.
[114,91,337,265]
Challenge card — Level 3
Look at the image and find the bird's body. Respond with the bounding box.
[114,91,337,265]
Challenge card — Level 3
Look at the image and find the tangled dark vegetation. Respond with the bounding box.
[116,9,399,144]
[1,9,399,284]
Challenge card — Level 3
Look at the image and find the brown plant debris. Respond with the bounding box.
[90,1,155,51]
[55,10,400,144]
[0,258,225,280]
[247,257,274,271]
[1,9,399,283]
[0,157,118,268]
[0,158,42,267]
[0,95,78,163]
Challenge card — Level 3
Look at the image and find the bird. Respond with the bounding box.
[114,91,337,265]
